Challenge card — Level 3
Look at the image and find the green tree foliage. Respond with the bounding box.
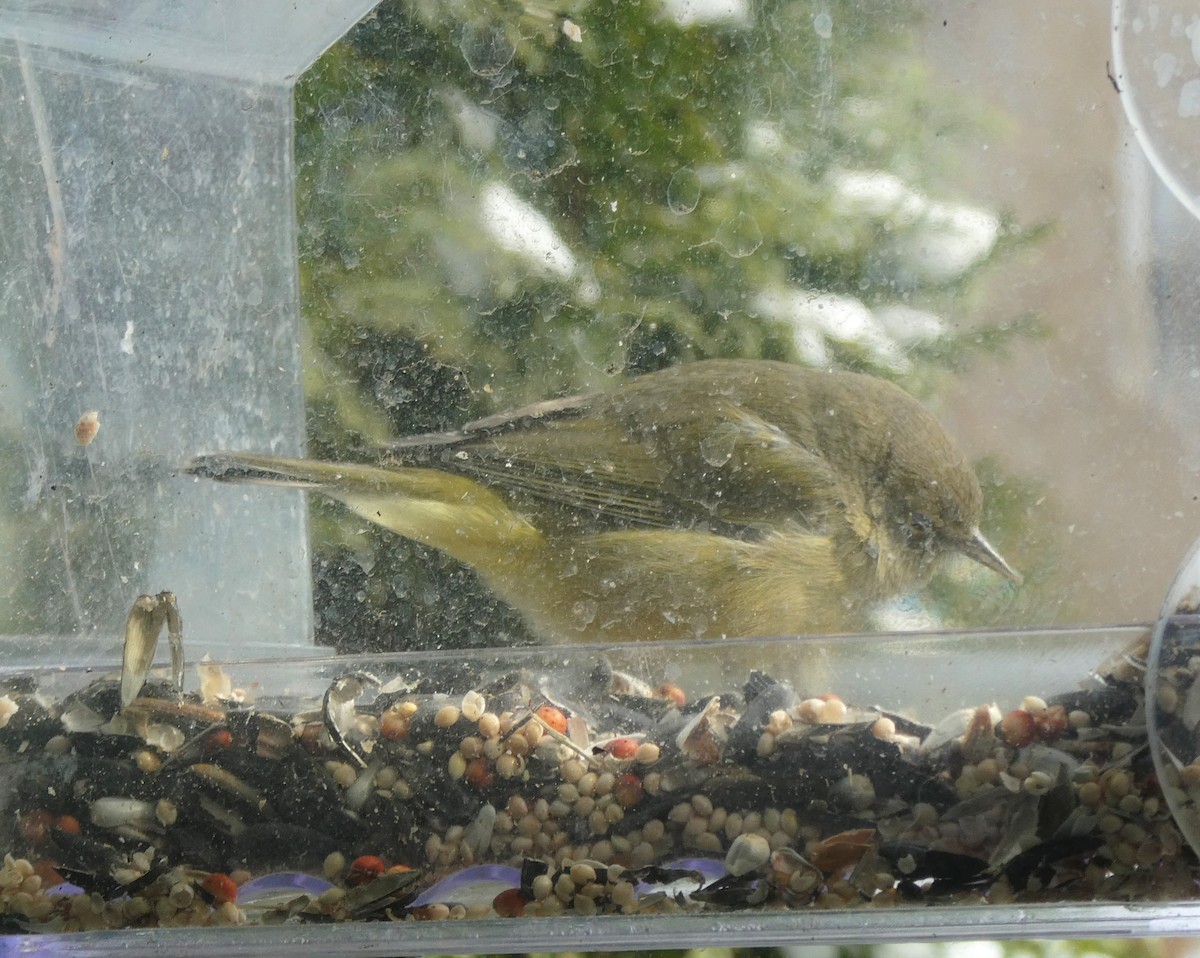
[293,0,1048,651]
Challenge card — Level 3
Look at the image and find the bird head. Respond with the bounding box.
[874,431,1021,590]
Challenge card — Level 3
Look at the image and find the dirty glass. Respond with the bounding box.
[284,1,1200,654]
[1,0,1200,950]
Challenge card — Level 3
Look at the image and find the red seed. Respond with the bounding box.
[202,872,238,904]
[607,737,637,760]
[74,410,100,446]
[613,772,644,808]
[385,864,414,875]
[19,810,53,846]
[1033,704,1068,742]
[535,705,568,735]
[54,815,81,835]
[1000,709,1035,748]
[492,887,527,917]
[655,683,686,707]
[347,855,387,885]
[379,707,411,741]
[204,729,234,752]
[464,757,495,789]
[32,859,65,887]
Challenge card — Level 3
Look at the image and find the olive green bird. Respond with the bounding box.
[188,359,1018,642]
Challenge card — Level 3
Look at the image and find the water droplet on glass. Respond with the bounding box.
[714,211,762,258]
[667,167,702,214]
[700,430,736,468]
[460,23,516,79]
[813,11,833,39]
[1180,79,1200,118]
[665,73,693,100]
[571,599,598,627]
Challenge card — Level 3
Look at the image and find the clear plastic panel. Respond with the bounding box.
[0,1,380,81]
[1113,0,1200,220]
[0,2,375,659]
[1146,538,1200,868]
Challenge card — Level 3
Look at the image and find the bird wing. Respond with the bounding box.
[390,415,677,532]
[385,396,846,538]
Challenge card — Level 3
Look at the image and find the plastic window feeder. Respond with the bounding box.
[0,0,1199,953]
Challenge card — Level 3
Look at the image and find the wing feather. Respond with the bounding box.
[385,396,846,538]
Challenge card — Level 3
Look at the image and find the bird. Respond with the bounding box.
[187,359,1019,643]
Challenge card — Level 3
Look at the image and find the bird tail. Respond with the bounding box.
[187,452,380,490]
[186,451,544,571]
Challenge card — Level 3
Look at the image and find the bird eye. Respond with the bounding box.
[905,512,934,544]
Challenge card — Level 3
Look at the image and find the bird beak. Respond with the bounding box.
[958,528,1022,584]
